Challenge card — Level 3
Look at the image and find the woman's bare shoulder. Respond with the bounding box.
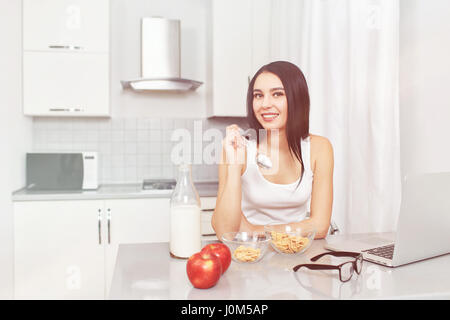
[308,134,334,170]
[309,134,333,150]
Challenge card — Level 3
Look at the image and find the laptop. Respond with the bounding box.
[325,172,450,267]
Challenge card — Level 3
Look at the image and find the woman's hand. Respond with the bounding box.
[223,124,246,169]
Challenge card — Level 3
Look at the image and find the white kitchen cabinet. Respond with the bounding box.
[22,0,110,117]
[14,200,105,299]
[103,198,170,296]
[209,0,271,117]
[210,0,251,117]
[23,51,109,116]
[14,197,170,299]
[250,0,272,76]
[23,0,109,53]
[200,196,216,236]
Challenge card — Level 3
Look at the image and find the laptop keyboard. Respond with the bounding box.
[363,244,395,260]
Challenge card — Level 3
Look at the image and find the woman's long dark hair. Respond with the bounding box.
[246,61,310,186]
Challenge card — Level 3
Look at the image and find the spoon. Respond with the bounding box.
[238,128,273,170]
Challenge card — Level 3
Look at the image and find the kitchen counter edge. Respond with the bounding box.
[11,181,219,201]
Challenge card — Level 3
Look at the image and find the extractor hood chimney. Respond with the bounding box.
[121,17,203,91]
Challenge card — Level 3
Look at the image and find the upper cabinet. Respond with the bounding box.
[210,0,252,117]
[249,0,272,77]
[22,0,110,117]
[23,0,109,53]
[23,51,109,116]
[209,0,272,118]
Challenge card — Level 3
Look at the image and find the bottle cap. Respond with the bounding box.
[179,163,191,171]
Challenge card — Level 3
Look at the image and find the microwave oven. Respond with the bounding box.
[26,152,98,190]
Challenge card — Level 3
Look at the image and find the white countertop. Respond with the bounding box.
[109,234,450,300]
[11,181,218,201]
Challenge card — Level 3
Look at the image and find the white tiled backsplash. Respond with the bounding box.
[32,117,246,184]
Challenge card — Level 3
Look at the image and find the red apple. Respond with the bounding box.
[201,243,232,274]
[186,251,222,289]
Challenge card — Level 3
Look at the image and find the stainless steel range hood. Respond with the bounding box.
[121,17,203,92]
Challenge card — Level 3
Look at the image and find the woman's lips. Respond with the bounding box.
[261,113,279,122]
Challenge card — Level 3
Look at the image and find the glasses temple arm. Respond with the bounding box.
[293,264,340,272]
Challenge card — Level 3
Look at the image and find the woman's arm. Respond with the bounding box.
[212,162,243,240]
[300,136,334,238]
[239,136,334,239]
[211,125,246,240]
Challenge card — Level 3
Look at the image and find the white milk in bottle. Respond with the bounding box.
[169,164,201,258]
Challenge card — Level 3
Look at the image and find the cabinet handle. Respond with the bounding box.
[107,208,111,244]
[49,108,69,112]
[49,45,83,50]
[98,209,102,245]
[49,108,84,112]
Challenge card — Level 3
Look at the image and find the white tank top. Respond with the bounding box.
[241,136,313,225]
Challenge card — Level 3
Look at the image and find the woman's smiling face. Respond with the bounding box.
[252,72,288,130]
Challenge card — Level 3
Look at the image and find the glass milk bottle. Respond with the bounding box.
[169,164,201,258]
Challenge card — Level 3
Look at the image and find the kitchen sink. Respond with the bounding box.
[142,179,176,191]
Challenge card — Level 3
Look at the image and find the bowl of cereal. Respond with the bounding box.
[221,231,270,264]
[264,224,315,255]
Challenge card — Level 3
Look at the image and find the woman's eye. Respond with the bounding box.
[273,92,284,97]
[253,93,263,99]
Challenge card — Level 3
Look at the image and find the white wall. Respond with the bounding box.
[0,0,33,299]
[400,0,450,175]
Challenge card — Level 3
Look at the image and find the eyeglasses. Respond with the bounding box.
[293,251,363,282]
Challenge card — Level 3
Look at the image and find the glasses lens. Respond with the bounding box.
[340,262,354,282]
[356,256,363,274]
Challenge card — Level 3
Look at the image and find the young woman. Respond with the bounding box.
[212,61,334,240]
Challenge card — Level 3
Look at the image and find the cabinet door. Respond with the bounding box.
[103,198,170,297]
[14,200,105,299]
[23,0,109,52]
[210,0,252,117]
[200,197,216,235]
[23,51,109,116]
[250,0,272,76]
